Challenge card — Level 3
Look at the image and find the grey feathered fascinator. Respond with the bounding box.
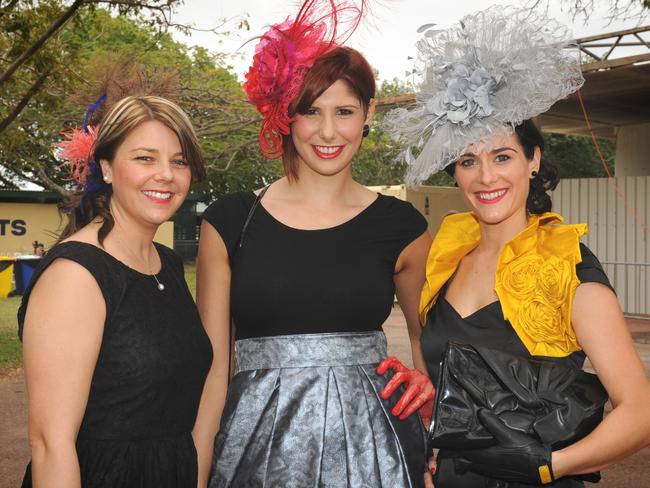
[384,5,584,184]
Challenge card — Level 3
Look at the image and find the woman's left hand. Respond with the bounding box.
[376,356,435,422]
[454,408,554,485]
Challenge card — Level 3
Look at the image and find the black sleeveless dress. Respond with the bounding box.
[18,241,212,488]
[421,244,612,488]
[202,191,430,488]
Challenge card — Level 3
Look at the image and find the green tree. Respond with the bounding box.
[0,1,182,139]
[0,5,271,199]
[353,77,410,186]
[543,133,615,179]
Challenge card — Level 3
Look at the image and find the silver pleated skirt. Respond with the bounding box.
[209,331,426,488]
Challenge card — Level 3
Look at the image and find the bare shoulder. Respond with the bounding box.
[354,182,380,205]
[59,220,102,246]
[23,256,106,344]
[253,178,285,197]
[30,257,103,307]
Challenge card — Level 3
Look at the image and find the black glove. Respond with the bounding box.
[455,408,555,485]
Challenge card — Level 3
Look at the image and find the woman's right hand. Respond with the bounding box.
[193,220,233,487]
[376,356,435,422]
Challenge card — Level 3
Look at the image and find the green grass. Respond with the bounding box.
[185,262,197,299]
[0,262,197,375]
[0,296,22,373]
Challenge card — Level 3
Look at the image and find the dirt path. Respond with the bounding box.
[0,370,28,487]
[2,312,649,487]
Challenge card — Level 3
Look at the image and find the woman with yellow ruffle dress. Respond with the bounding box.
[379,6,650,488]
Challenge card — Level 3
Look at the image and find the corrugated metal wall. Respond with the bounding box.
[552,176,649,316]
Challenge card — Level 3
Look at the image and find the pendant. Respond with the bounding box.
[153,273,165,291]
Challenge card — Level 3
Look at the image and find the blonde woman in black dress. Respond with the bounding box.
[20,96,212,487]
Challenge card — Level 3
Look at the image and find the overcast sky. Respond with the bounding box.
[168,0,648,84]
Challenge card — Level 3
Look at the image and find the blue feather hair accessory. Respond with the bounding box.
[56,94,107,192]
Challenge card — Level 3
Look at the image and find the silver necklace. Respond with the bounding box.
[152,272,165,291]
[116,239,165,291]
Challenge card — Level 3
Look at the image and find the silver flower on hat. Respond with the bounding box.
[384,6,584,185]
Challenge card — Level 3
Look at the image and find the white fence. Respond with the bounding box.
[552,176,649,316]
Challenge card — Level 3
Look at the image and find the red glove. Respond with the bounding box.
[376,356,435,422]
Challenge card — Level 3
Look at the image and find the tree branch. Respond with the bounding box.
[0,0,20,18]
[0,68,51,135]
[195,118,258,137]
[206,140,258,171]
[86,0,176,13]
[36,167,71,197]
[0,162,39,187]
[0,170,18,188]
[0,0,85,86]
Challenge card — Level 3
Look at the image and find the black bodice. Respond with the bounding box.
[202,191,428,340]
[18,241,212,487]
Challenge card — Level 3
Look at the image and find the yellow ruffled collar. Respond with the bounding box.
[420,212,588,357]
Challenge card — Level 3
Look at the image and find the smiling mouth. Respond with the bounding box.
[312,145,344,159]
[475,189,508,204]
[142,190,174,203]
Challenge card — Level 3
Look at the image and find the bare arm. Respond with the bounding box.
[192,221,232,487]
[552,282,650,478]
[394,230,435,488]
[22,259,105,488]
[394,230,432,373]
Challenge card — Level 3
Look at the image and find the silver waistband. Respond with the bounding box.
[235,331,388,372]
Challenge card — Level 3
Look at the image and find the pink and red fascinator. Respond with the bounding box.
[243,0,367,159]
[55,94,106,191]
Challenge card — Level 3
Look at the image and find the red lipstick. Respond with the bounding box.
[311,145,344,159]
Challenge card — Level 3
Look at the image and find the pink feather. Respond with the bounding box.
[55,126,97,184]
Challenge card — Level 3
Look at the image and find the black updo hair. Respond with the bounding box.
[515,120,559,214]
[444,119,559,214]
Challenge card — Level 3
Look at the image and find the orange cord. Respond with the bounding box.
[576,89,649,233]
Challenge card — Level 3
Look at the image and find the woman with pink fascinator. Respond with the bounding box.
[192,1,432,486]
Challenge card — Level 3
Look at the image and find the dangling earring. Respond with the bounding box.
[362,124,370,138]
[531,170,538,178]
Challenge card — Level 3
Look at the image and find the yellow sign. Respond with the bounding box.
[0,202,174,255]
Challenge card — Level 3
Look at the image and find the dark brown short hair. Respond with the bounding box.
[282,46,376,179]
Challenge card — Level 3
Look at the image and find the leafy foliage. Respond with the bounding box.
[352,77,410,186]
[0,3,274,200]
[544,133,615,179]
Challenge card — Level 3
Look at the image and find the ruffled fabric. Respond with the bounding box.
[419,212,587,357]
[383,6,584,184]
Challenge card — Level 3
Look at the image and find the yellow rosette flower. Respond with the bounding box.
[537,256,572,308]
[501,254,544,300]
[518,296,564,347]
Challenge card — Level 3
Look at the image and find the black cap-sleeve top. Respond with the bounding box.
[421,243,614,384]
[202,192,428,340]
